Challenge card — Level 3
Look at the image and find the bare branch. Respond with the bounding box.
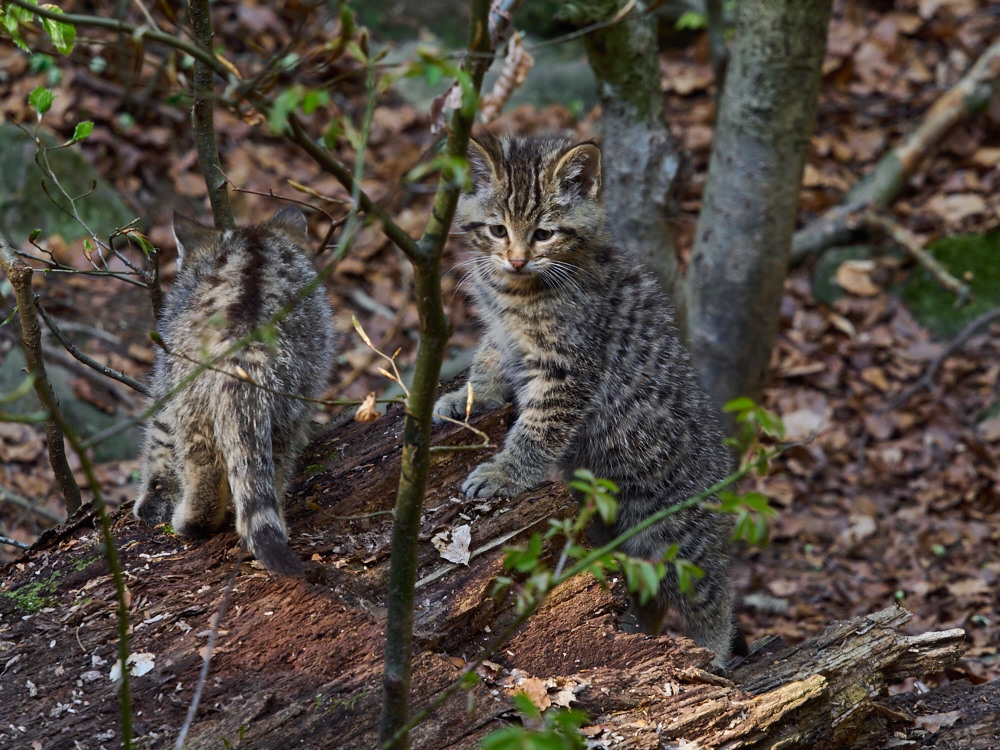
[0,232,82,515]
[35,299,153,397]
[0,536,30,550]
[792,35,1000,262]
[187,0,235,230]
[174,551,244,750]
[859,211,971,305]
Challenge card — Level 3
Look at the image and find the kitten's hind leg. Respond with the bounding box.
[626,513,736,671]
[434,340,512,421]
[171,418,229,538]
[134,413,181,526]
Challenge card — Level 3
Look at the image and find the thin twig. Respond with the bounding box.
[882,307,1000,413]
[35,299,152,397]
[0,484,65,524]
[14,344,134,747]
[859,211,971,306]
[0,536,30,550]
[174,550,244,750]
[188,0,235,230]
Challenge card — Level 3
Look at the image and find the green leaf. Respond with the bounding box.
[460,670,480,688]
[1,5,31,52]
[511,691,542,720]
[129,230,154,258]
[504,533,543,573]
[723,396,756,413]
[301,88,329,115]
[29,85,54,116]
[71,120,94,142]
[39,5,76,55]
[594,492,617,525]
[268,86,301,135]
[481,726,525,750]
[675,10,708,30]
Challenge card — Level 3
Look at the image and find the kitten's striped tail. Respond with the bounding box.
[215,358,304,577]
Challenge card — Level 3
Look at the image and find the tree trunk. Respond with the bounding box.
[0,404,986,749]
[571,0,685,303]
[685,0,832,417]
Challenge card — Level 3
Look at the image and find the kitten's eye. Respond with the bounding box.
[488,225,508,238]
[532,228,554,242]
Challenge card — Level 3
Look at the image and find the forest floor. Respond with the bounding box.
[1,0,999,736]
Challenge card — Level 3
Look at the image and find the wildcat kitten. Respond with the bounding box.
[133,207,334,576]
[435,134,743,666]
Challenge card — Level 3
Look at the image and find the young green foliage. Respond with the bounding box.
[482,694,588,750]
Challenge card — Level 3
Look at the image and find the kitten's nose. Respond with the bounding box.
[509,258,526,271]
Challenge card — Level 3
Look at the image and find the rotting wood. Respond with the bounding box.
[0,404,986,749]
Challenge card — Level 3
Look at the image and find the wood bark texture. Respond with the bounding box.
[0,404,989,749]
[577,0,685,303]
[685,0,833,415]
[0,233,82,514]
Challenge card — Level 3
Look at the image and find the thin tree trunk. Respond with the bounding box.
[0,232,82,514]
[376,2,499,746]
[188,0,234,231]
[685,0,832,423]
[574,0,684,304]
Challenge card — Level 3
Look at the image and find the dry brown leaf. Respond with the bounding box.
[925,193,987,223]
[914,709,963,732]
[860,367,891,392]
[970,147,1000,168]
[783,409,829,441]
[431,524,471,565]
[977,416,1000,442]
[835,260,880,297]
[512,677,551,712]
[354,391,381,423]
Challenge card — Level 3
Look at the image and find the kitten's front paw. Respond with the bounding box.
[433,389,470,423]
[461,460,533,499]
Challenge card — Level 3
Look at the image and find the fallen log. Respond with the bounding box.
[0,403,987,749]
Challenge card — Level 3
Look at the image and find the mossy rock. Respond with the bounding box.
[0,348,141,463]
[811,244,876,305]
[0,122,135,246]
[899,231,1000,340]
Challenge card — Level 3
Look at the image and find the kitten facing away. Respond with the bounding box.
[133,207,334,576]
[435,134,745,667]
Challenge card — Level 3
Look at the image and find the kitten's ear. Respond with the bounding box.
[550,143,601,201]
[172,213,219,269]
[467,135,501,192]
[269,205,309,246]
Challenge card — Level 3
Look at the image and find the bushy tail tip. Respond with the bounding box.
[249,524,305,577]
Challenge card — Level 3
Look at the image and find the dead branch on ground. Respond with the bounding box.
[792,36,1000,263]
[860,211,971,305]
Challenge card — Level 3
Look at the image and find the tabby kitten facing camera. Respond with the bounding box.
[134,207,334,577]
[435,134,744,666]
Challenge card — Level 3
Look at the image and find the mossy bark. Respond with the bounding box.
[572,0,684,303]
[685,0,832,421]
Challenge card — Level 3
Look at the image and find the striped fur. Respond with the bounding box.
[133,207,334,576]
[436,134,743,666]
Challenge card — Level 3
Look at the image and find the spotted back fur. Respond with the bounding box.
[133,207,334,576]
[435,134,743,666]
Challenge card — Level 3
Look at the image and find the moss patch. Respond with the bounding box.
[899,231,1000,340]
[3,570,62,614]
